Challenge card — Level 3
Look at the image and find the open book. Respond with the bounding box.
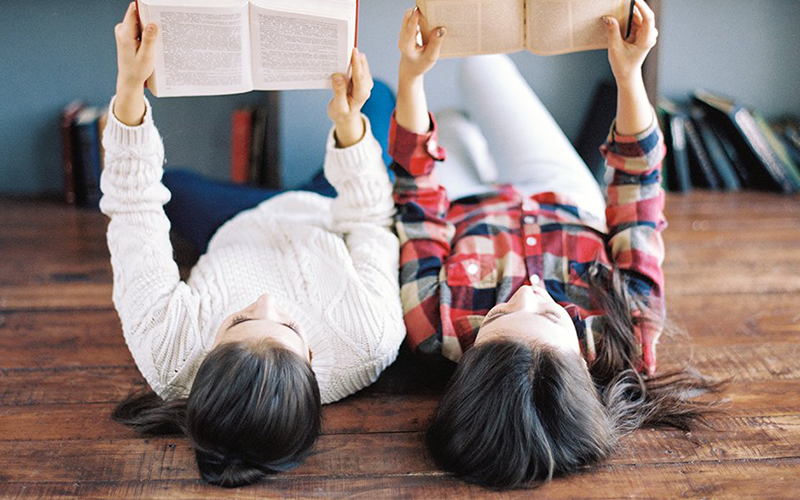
[136,0,358,97]
[417,0,634,58]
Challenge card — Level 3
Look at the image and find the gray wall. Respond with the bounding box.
[658,0,800,116]
[2,0,798,194]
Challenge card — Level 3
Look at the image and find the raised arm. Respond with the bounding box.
[601,0,666,375]
[101,3,205,398]
[389,8,456,355]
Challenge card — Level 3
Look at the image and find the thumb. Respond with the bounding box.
[139,23,158,56]
[331,73,348,106]
[602,16,623,46]
[423,27,446,64]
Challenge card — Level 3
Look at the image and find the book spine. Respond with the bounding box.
[684,118,720,190]
[754,114,800,191]
[669,114,692,193]
[735,109,796,194]
[692,110,741,191]
[75,115,103,209]
[60,104,83,205]
[230,109,253,184]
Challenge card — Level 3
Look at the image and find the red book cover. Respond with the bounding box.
[231,109,254,184]
[60,101,85,205]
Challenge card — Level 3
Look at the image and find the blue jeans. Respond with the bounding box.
[164,80,396,253]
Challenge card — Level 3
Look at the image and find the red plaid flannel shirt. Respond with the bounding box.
[390,112,667,373]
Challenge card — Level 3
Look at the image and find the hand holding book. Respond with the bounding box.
[114,2,157,126]
[329,49,373,148]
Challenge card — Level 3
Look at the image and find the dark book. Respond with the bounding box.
[60,101,85,205]
[73,107,104,209]
[753,113,800,191]
[657,99,691,193]
[690,104,741,191]
[694,90,798,194]
[231,108,254,184]
[684,115,720,190]
[575,80,617,184]
[258,92,282,190]
[706,117,751,187]
[249,108,268,186]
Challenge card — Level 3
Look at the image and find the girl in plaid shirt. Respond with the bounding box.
[392,1,716,489]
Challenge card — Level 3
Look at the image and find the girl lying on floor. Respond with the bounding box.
[390,1,717,489]
[103,2,404,487]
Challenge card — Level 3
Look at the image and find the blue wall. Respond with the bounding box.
[2,0,798,194]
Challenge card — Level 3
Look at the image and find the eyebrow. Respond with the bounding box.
[226,317,255,333]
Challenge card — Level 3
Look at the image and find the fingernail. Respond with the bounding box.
[146,25,156,34]
[333,74,345,84]
[437,28,446,37]
[601,16,611,25]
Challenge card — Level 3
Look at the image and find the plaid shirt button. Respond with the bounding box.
[531,275,541,285]
[526,236,537,246]
[524,216,535,224]
[467,264,479,275]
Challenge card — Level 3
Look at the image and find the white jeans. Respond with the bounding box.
[435,54,607,223]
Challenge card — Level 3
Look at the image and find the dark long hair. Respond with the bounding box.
[426,265,721,489]
[112,339,321,487]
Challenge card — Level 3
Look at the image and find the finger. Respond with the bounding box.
[635,0,655,23]
[138,23,158,59]
[399,8,418,52]
[633,6,643,26]
[353,53,373,104]
[422,27,446,64]
[331,73,348,108]
[602,16,623,46]
[350,47,361,82]
[116,2,140,42]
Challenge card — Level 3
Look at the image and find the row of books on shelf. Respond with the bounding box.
[657,90,800,194]
[229,94,282,189]
[60,102,109,208]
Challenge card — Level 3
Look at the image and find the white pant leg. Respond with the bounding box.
[459,54,607,222]
[434,110,496,200]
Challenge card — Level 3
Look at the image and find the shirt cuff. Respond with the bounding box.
[324,114,385,185]
[104,95,157,148]
[389,111,446,177]
[601,107,665,175]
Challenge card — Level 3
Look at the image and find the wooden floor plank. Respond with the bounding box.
[3,459,800,499]
[2,415,800,484]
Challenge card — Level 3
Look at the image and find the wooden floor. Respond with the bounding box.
[1,192,800,499]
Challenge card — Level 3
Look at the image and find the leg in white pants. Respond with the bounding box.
[457,54,607,222]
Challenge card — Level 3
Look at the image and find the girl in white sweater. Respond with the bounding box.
[105,3,404,487]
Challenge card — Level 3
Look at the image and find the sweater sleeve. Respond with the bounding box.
[324,115,401,306]
[389,112,454,357]
[600,110,667,374]
[100,96,206,399]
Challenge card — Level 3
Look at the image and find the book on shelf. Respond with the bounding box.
[60,101,86,205]
[752,113,800,191]
[693,89,799,194]
[136,0,360,97]
[417,0,634,58]
[231,108,254,184]
[73,107,107,209]
[232,94,281,187]
[657,98,691,193]
[689,104,741,191]
[683,113,720,190]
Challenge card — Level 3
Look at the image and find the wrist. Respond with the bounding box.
[333,115,365,148]
[614,70,644,93]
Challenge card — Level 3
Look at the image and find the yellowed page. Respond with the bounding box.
[418,0,525,58]
[526,0,631,56]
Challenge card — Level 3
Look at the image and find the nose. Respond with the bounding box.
[506,285,540,310]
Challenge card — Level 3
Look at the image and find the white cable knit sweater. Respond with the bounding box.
[100,97,405,404]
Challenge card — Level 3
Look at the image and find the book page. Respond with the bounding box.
[418,0,525,58]
[526,0,631,56]
[249,0,352,91]
[139,0,252,97]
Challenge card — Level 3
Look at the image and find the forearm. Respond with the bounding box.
[615,72,653,136]
[114,83,147,127]
[396,73,431,134]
